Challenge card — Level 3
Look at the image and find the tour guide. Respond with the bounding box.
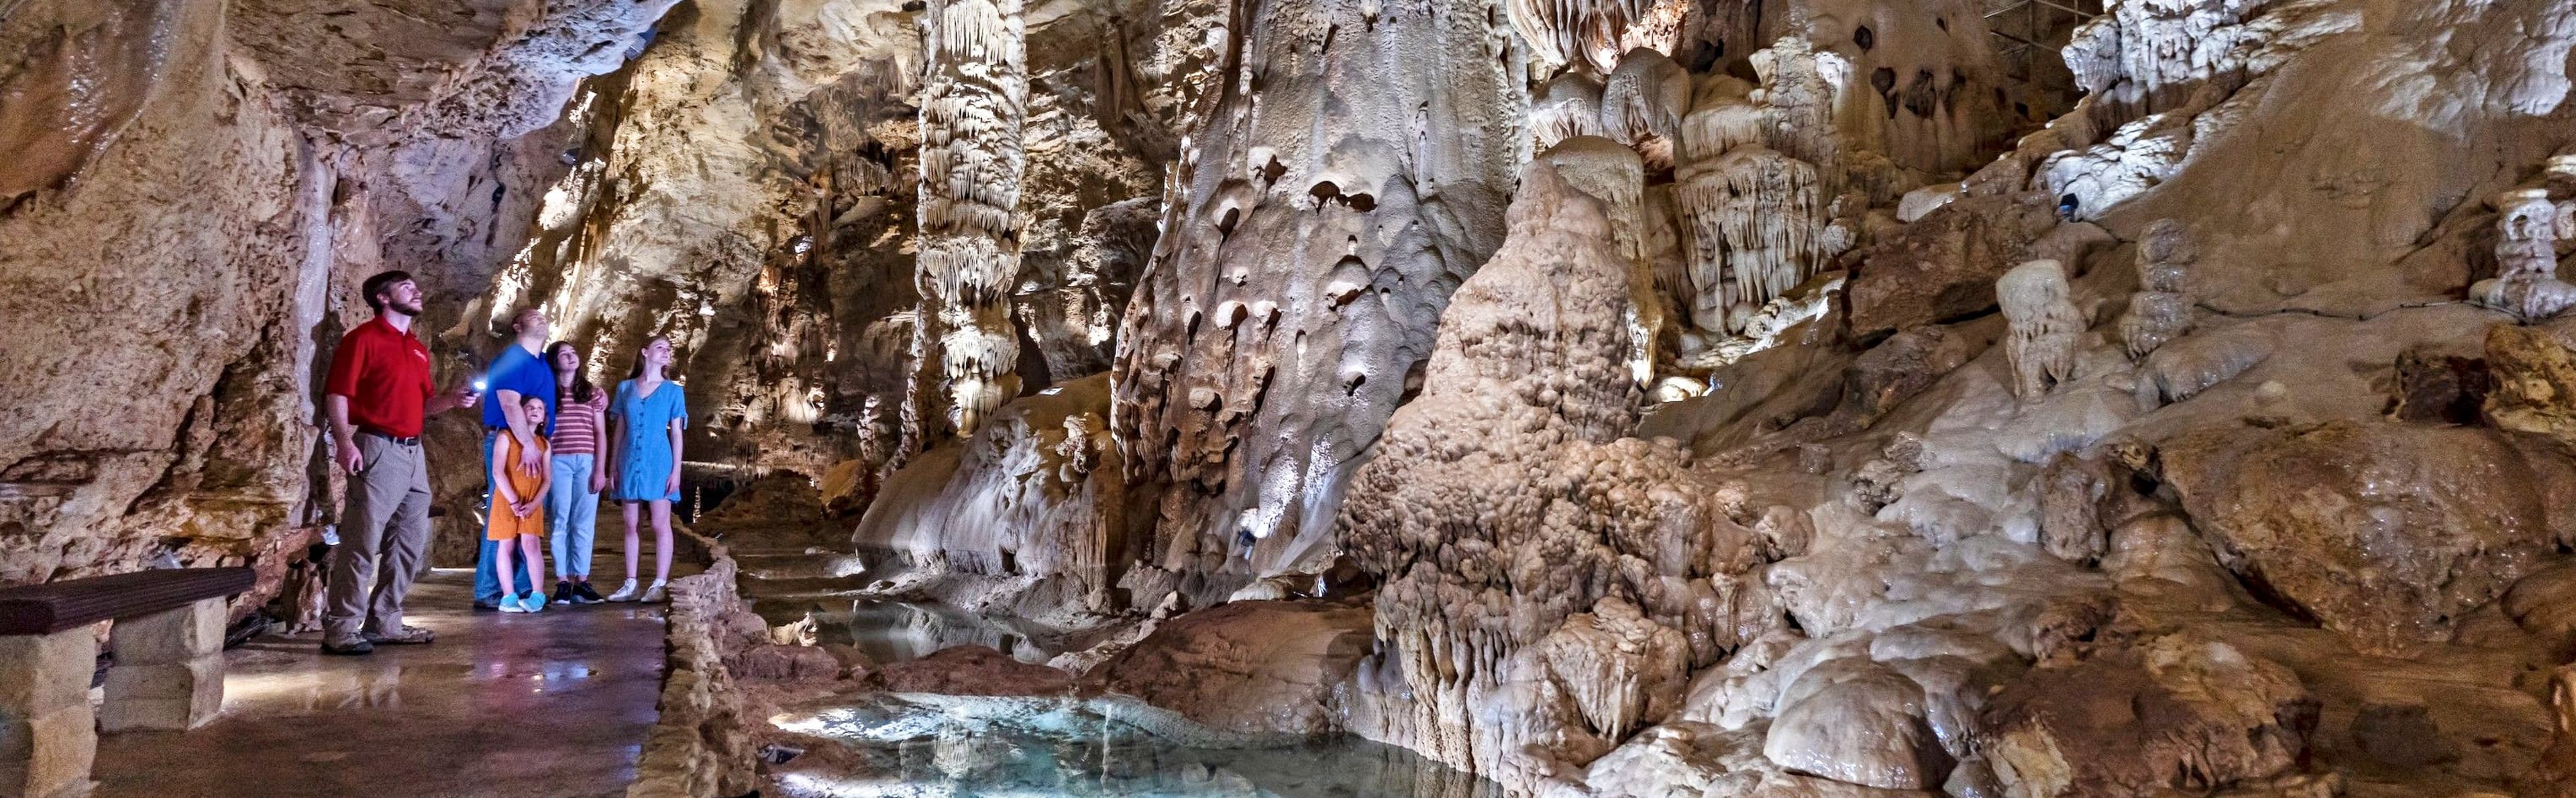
[321,270,479,656]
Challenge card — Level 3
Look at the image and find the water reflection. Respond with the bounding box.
[758,599,1055,664]
[775,695,1500,798]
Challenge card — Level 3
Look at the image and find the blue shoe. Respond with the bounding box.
[518,593,547,613]
[498,593,531,613]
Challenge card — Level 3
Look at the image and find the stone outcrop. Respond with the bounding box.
[2159,419,2576,652]
[1086,599,1374,738]
[1844,195,2062,340]
[1984,634,2318,797]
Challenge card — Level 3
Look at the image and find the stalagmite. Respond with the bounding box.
[2000,260,2084,400]
[1340,164,1783,782]
[2118,219,2198,360]
[1540,136,1661,387]
[2470,188,2576,319]
[906,0,1030,450]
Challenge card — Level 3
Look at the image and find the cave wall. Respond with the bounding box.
[0,0,669,585]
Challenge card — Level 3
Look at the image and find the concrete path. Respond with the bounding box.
[93,566,671,798]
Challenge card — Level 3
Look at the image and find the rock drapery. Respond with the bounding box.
[1107,0,1525,591]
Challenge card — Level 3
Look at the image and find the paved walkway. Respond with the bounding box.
[93,566,670,798]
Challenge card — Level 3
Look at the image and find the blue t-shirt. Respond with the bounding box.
[480,344,558,433]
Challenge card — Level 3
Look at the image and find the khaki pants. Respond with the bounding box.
[324,434,432,644]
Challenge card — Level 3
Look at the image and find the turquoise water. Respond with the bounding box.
[772,693,1501,798]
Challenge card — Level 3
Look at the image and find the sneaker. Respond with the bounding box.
[321,638,375,656]
[572,582,607,604]
[498,593,532,613]
[519,593,548,613]
[605,580,639,602]
[366,626,436,646]
[551,581,576,605]
[641,582,668,603]
[473,600,502,612]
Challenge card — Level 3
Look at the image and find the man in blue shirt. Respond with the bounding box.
[476,307,559,609]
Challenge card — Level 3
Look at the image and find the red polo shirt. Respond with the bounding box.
[325,317,435,438]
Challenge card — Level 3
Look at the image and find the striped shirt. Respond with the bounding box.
[550,388,608,456]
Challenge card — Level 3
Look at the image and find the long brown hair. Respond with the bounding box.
[546,341,598,405]
[627,337,670,381]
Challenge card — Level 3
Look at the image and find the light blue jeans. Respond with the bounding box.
[547,454,599,580]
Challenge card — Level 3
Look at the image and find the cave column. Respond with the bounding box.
[905,0,1030,454]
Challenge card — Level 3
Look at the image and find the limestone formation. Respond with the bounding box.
[1085,600,1374,738]
[2160,419,2576,652]
[2471,188,2576,319]
[1998,260,2084,401]
[852,375,1128,615]
[13,0,2576,796]
[2118,219,2198,360]
[908,0,1031,445]
[1984,634,2318,797]
[1108,0,1522,587]
[1340,164,1784,783]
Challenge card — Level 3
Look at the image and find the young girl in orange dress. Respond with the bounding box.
[488,395,553,613]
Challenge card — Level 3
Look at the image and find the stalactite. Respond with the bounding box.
[1673,145,1822,332]
[905,0,1030,456]
[1530,72,1605,152]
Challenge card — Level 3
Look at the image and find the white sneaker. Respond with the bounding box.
[498,593,532,613]
[641,583,668,603]
[605,580,639,602]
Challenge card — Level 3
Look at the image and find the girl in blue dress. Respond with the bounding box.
[604,336,687,603]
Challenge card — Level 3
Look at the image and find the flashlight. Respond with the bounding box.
[473,378,488,392]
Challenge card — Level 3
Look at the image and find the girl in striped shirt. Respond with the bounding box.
[544,342,611,605]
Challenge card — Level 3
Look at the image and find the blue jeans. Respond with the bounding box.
[475,430,539,604]
[547,454,599,580]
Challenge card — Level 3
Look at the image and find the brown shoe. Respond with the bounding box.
[365,626,436,645]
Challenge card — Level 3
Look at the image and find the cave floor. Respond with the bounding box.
[92,562,676,798]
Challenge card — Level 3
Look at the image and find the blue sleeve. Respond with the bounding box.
[670,387,688,430]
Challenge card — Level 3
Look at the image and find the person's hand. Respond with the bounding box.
[336,438,365,475]
[517,442,543,477]
[665,470,681,496]
[513,499,538,518]
[456,389,480,408]
[590,471,607,494]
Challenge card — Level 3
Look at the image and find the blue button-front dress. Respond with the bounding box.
[608,378,688,503]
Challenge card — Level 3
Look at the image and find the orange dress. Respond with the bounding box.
[486,436,550,540]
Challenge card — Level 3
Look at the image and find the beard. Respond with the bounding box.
[390,297,424,316]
